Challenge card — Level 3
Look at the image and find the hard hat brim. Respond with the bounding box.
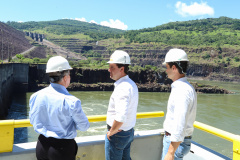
[46,68,73,73]
[107,61,131,64]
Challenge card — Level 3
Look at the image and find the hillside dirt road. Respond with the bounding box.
[41,39,87,60]
[4,46,36,62]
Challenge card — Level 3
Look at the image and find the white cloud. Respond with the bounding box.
[18,21,23,23]
[62,17,128,30]
[75,17,87,22]
[175,1,214,17]
[100,19,128,30]
[90,20,98,24]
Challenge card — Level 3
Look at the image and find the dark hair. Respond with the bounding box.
[48,70,70,83]
[168,61,189,74]
[116,64,129,74]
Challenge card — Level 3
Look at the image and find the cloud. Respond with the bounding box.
[18,21,23,23]
[75,17,87,22]
[175,1,214,17]
[63,17,128,30]
[90,20,98,24]
[100,19,128,30]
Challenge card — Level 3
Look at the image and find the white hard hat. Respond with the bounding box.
[46,56,72,73]
[107,50,131,64]
[162,48,189,65]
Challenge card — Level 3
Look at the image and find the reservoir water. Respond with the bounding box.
[7,80,240,159]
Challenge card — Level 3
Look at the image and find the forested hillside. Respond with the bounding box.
[7,19,125,41]
[124,16,240,47]
[5,17,240,82]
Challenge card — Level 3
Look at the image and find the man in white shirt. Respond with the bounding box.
[161,48,197,160]
[105,50,139,160]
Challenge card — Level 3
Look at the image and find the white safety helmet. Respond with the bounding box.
[107,50,131,64]
[46,56,73,73]
[162,48,189,65]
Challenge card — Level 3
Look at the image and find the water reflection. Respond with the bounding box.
[6,93,28,143]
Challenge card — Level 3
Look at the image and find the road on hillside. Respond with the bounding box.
[3,46,36,62]
[41,39,87,60]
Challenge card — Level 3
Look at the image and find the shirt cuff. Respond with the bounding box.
[170,134,184,142]
[114,115,127,123]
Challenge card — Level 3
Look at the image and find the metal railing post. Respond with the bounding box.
[0,120,14,153]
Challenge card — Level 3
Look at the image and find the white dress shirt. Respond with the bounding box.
[107,75,139,131]
[163,77,197,142]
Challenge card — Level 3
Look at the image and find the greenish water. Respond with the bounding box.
[7,80,240,159]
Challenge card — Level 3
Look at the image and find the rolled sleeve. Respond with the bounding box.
[71,100,90,131]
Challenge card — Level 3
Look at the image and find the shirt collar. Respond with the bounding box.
[50,83,70,95]
[114,75,129,87]
[171,77,187,88]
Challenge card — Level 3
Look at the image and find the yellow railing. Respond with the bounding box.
[0,112,239,160]
[194,121,240,160]
[0,111,164,153]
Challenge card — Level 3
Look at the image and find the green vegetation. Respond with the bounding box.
[124,17,240,47]
[6,16,240,70]
[7,19,125,41]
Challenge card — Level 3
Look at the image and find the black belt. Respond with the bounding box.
[107,124,111,131]
[165,131,192,139]
[107,125,133,132]
[165,131,171,136]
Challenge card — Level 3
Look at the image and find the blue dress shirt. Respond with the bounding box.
[29,83,90,139]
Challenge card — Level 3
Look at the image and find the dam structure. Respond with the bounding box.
[0,63,29,119]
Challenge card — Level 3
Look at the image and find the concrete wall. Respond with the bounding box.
[13,63,29,93]
[0,63,29,119]
[0,64,14,119]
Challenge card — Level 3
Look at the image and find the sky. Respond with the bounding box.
[0,0,240,30]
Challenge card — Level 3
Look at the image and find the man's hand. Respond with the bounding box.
[107,131,112,140]
[106,120,123,140]
[107,129,122,140]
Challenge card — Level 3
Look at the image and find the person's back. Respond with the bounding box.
[29,56,89,160]
[30,83,89,139]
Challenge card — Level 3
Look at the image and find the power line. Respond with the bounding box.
[1,29,3,62]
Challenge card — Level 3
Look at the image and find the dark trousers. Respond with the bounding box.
[36,134,78,160]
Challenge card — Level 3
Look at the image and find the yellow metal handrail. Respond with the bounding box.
[0,111,164,153]
[0,112,239,159]
[194,121,240,160]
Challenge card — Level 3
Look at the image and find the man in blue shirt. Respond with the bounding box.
[29,56,90,160]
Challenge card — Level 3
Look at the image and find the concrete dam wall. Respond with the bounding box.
[0,63,29,119]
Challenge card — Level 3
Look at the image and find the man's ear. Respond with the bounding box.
[63,75,67,82]
[120,66,124,72]
[172,65,177,70]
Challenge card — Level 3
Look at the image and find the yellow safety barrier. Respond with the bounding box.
[0,111,164,153]
[1,112,239,159]
[194,121,240,160]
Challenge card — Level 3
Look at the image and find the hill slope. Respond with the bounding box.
[7,19,125,41]
[0,22,32,60]
[5,17,240,82]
